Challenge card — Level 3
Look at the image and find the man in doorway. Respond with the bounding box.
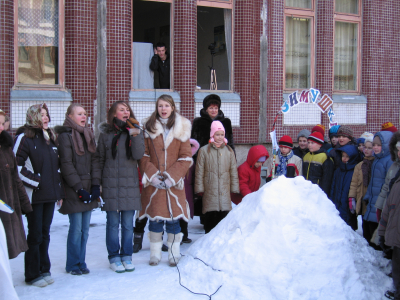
[150,42,170,89]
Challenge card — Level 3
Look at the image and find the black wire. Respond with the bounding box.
[140,126,222,299]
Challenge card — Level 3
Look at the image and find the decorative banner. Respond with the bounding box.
[270,130,278,152]
[281,88,337,128]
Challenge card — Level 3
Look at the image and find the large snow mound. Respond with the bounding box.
[179,176,391,300]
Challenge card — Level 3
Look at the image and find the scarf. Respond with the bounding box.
[361,156,374,187]
[276,150,293,177]
[63,115,96,155]
[25,103,56,144]
[111,117,131,160]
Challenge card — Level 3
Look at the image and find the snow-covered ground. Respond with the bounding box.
[9,177,392,300]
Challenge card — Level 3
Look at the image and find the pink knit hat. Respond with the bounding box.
[210,120,228,144]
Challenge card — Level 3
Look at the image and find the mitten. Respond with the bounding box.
[377,209,382,223]
[91,185,101,201]
[151,177,166,189]
[164,179,173,189]
[349,197,356,214]
[78,189,91,203]
[126,117,140,128]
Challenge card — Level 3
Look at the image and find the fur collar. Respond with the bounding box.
[389,131,400,161]
[0,131,14,148]
[98,122,115,134]
[54,125,72,135]
[141,113,191,149]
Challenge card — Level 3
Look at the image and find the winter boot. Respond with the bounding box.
[167,232,183,266]
[148,231,163,266]
[133,232,144,253]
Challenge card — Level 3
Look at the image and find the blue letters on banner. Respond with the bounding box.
[327,107,335,122]
[288,92,299,107]
[309,88,320,103]
[281,100,290,114]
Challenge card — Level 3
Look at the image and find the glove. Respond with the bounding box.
[164,179,173,189]
[91,185,101,201]
[349,198,356,214]
[78,189,91,203]
[151,177,166,189]
[379,236,391,254]
[377,209,382,223]
[126,117,140,128]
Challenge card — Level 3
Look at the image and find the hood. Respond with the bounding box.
[0,130,13,148]
[374,131,393,159]
[246,145,269,169]
[389,131,400,161]
[199,108,226,122]
[336,144,359,170]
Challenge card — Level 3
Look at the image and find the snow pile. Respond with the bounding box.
[179,176,391,300]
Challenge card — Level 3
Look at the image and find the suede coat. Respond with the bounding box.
[97,122,145,212]
[55,126,101,215]
[195,143,239,214]
[0,131,32,259]
[139,113,192,222]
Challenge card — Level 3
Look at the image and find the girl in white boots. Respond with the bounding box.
[139,95,192,266]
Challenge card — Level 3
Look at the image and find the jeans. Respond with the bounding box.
[25,202,55,283]
[149,219,180,234]
[106,210,134,263]
[66,210,92,272]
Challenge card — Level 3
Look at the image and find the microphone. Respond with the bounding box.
[132,123,141,129]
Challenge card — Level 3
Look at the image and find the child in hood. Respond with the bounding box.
[267,135,302,181]
[330,144,359,230]
[232,145,269,205]
[195,121,239,233]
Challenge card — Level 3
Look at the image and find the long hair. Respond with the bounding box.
[107,101,136,125]
[145,94,176,134]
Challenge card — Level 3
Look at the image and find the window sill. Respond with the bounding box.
[10,89,72,102]
[332,94,367,104]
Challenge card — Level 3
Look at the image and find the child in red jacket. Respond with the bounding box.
[232,145,269,204]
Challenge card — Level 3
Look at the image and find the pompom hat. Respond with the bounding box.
[381,122,398,133]
[307,132,324,146]
[278,135,293,149]
[312,124,325,136]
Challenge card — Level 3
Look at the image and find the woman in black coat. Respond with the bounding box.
[14,103,64,287]
[55,104,100,276]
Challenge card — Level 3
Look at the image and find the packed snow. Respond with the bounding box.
[8,176,392,300]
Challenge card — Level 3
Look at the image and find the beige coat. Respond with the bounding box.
[139,113,192,222]
[348,157,374,215]
[195,143,239,214]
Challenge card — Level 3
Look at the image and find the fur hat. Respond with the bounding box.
[312,124,325,136]
[381,122,398,133]
[307,132,324,146]
[337,125,353,139]
[189,138,200,156]
[297,129,311,141]
[203,94,221,110]
[279,135,293,149]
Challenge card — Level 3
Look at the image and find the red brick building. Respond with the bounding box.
[1,0,399,152]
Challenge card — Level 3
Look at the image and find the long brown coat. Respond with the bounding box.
[139,113,192,222]
[0,131,32,259]
[195,143,239,214]
[348,156,375,215]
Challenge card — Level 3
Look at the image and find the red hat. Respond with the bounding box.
[278,135,293,149]
[381,122,398,133]
[311,124,325,136]
[307,132,324,146]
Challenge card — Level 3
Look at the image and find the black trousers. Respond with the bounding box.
[204,211,229,234]
[25,202,55,282]
[362,219,381,251]
[393,247,400,299]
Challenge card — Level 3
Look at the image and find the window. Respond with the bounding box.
[15,0,64,87]
[284,0,315,90]
[132,0,171,90]
[334,0,361,93]
[197,1,232,91]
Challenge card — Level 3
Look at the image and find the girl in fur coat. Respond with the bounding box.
[139,95,192,267]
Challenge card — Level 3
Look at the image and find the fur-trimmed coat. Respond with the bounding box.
[0,131,32,259]
[139,113,192,222]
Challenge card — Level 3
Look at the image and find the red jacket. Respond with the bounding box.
[232,145,269,204]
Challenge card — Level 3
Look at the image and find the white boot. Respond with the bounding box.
[167,232,183,266]
[148,231,163,266]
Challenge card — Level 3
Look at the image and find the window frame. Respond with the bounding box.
[283,4,315,92]
[333,0,362,94]
[196,2,234,91]
[14,0,65,89]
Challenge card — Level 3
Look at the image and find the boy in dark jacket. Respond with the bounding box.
[330,144,359,230]
[303,132,334,196]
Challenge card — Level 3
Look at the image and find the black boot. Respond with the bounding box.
[133,232,144,253]
[180,219,192,244]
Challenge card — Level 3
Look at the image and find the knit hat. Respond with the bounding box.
[312,124,325,136]
[297,129,311,141]
[203,94,221,110]
[381,122,398,133]
[357,132,374,145]
[210,120,228,144]
[307,132,324,146]
[329,125,341,138]
[337,125,353,139]
[257,156,267,162]
[278,135,293,149]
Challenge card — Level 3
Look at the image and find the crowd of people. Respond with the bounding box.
[0,94,399,299]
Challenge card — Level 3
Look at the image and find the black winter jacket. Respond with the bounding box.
[150,54,170,89]
[292,146,309,159]
[55,126,100,215]
[14,127,64,204]
[191,109,235,160]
